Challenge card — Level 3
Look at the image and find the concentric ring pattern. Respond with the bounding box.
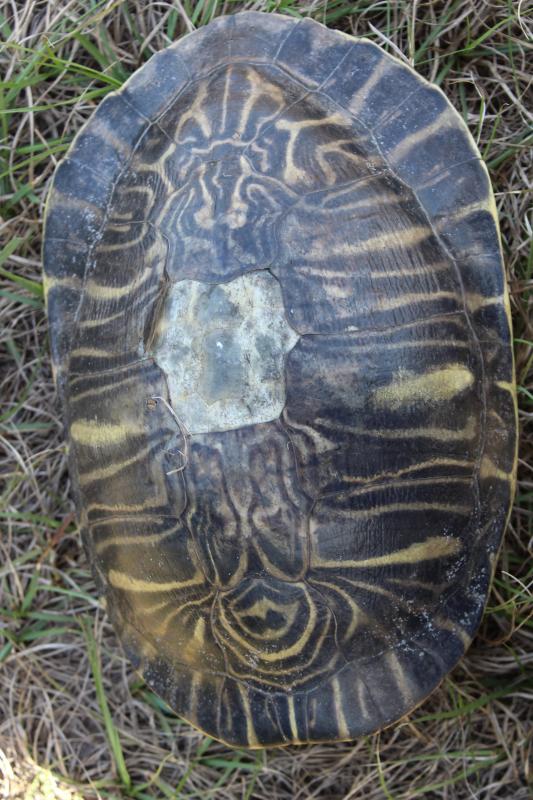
[43,12,517,747]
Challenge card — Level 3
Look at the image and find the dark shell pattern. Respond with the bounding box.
[43,12,517,747]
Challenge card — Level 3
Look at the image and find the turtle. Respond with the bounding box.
[43,11,517,748]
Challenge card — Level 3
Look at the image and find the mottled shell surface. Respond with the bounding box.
[43,12,517,748]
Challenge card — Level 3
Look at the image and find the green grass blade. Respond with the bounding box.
[0,288,43,307]
[81,617,131,789]
[414,683,523,722]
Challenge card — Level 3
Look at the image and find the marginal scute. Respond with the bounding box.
[385,126,478,190]
[172,14,234,76]
[438,208,501,261]
[71,93,146,179]
[44,185,104,244]
[375,88,454,162]
[321,39,392,120]
[416,159,490,218]
[50,157,113,212]
[123,47,191,119]
[275,17,353,88]
[44,238,86,373]
[453,251,504,304]
[43,10,516,749]
[231,11,296,62]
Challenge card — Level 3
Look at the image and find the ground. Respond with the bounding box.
[0,1,531,798]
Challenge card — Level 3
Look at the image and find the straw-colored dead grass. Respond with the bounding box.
[1,1,531,798]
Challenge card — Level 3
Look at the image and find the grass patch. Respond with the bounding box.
[1,1,531,799]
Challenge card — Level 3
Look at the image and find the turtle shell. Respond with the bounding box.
[43,12,517,747]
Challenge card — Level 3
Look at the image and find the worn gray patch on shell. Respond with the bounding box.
[152,272,299,433]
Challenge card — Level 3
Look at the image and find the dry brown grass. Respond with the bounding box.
[1,1,532,798]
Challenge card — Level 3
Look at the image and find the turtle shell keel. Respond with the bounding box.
[43,12,517,747]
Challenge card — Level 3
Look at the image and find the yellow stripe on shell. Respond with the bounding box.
[296,259,449,279]
[316,416,477,442]
[151,593,214,639]
[108,568,205,593]
[356,679,371,720]
[366,259,452,279]
[235,596,300,639]
[385,651,412,703]
[303,225,433,260]
[84,272,154,300]
[311,535,462,569]
[275,113,349,184]
[287,695,301,742]
[87,498,170,515]
[346,56,394,116]
[237,685,260,748]
[496,380,514,394]
[309,577,366,640]
[69,347,120,360]
[434,199,498,228]
[464,292,505,312]
[387,107,458,165]
[181,616,208,664]
[89,115,134,157]
[70,419,144,447]
[318,501,471,520]
[479,456,513,482]
[217,587,317,662]
[94,224,160,252]
[338,456,474,488]
[78,308,126,328]
[433,615,471,648]
[372,365,474,410]
[336,475,473,508]
[332,676,350,739]
[79,443,154,485]
[43,274,82,292]
[93,528,176,554]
